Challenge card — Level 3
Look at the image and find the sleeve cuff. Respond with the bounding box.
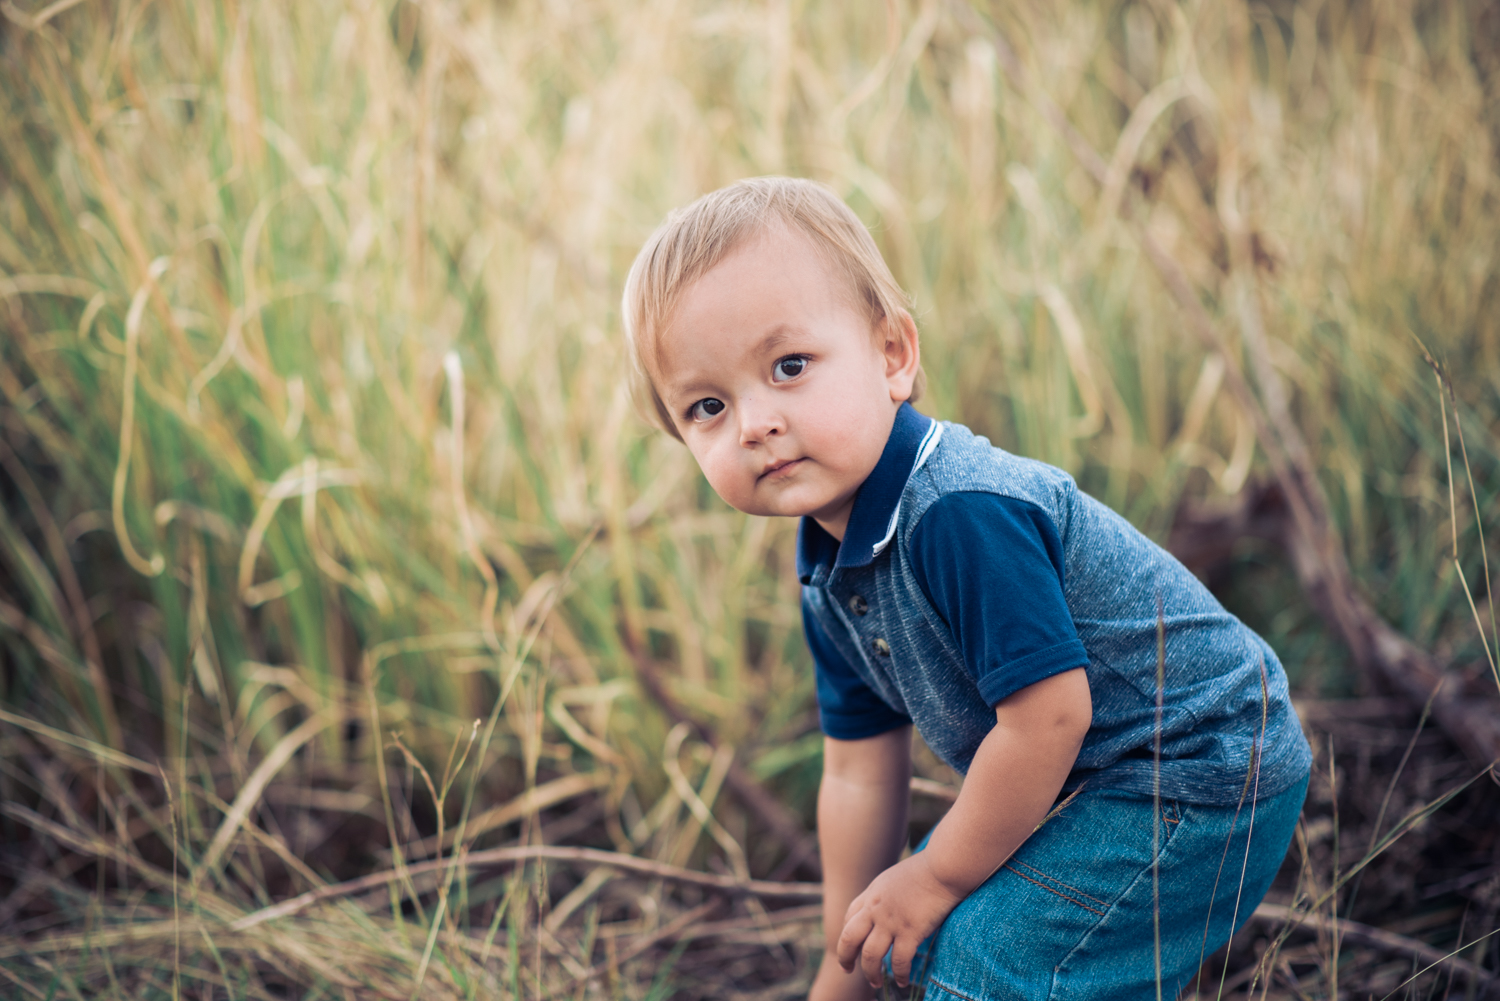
[819,707,913,741]
[976,639,1090,706]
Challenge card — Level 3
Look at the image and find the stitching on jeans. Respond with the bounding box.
[1006,858,1109,909]
[1002,863,1107,915]
[1006,859,1109,907]
[1049,801,1198,984]
[928,975,984,1001]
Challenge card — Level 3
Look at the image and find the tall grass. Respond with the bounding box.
[1,0,1496,997]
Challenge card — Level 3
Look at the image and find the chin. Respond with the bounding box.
[731,491,815,521]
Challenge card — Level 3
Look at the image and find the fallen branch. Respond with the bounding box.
[1170,485,1500,772]
[680,903,823,943]
[230,844,822,930]
[1251,903,1497,992]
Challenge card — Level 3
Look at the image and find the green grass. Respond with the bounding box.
[0,0,1497,997]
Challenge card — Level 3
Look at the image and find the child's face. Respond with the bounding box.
[652,225,919,540]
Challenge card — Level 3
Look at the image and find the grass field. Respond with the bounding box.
[1,0,1497,997]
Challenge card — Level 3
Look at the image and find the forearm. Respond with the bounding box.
[922,668,1091,897]
[811,729,911,1001]
[827,671,1091,990]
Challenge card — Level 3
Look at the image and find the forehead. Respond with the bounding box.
[669,223,858,330]
[649,227,865,386]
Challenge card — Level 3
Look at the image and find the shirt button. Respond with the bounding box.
[848,594,869,616]
[873,637,891,657]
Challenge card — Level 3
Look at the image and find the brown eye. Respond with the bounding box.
[689,398,725,422]
[772,356,806,382]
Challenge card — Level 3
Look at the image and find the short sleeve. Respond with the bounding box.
[908,492,1089,706]
[802,591,912,740]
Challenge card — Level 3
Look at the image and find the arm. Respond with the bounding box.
[836,667,1092,989]
[809,726,912,1001]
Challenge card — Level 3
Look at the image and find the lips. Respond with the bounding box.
[759,457,804,481]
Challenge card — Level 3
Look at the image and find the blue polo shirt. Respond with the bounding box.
[800,404,1090,740]
[797,404,1311,804]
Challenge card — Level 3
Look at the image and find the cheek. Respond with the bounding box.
[797,381,881,450]
[687,439,746,499]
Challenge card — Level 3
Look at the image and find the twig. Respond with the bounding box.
[679,903,823,942]
[570,900,721,987]
[1251,903,1496,989]
[230,845,822,930]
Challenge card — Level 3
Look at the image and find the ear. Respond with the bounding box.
[880,309,921,402]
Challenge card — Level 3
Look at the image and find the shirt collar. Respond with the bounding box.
[796,402,941,584]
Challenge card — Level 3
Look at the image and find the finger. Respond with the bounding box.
[842,890,867,927]
[890,936,915,988]
[861,928,894,988]
[836,907,874,973]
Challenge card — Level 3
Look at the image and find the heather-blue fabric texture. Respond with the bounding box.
[799,403,1312,806]
[811,490,1091,735]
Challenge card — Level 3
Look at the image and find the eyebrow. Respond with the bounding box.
[659,325,806,403]
[749,325,799,356]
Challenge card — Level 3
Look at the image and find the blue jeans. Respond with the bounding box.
[894,774,1308,1000]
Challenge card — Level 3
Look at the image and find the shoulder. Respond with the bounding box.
[899,420,1079,546]
[911,492,1061,548]
[907,492,1068,582]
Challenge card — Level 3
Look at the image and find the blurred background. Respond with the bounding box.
[1,0,1496,997]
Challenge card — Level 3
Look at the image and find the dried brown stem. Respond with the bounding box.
[1170,485,1500,771]
[1252,903,1497,992]
[571,899,723,987]
[230,844,823,931]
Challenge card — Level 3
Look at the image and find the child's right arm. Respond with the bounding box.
[808,726,913,1001]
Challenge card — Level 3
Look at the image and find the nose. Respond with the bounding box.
[737,395,784,447]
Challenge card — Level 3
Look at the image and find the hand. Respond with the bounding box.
[835,853,965,989]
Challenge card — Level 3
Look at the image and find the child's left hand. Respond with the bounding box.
[835,852,966,989]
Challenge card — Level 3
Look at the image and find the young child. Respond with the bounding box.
[621,176,1312,1000]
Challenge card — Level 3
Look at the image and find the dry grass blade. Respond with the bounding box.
[195,708,337,882]
[398,770,610,860]
[0,708,153,775]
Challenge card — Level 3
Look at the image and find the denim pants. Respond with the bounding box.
[896,775,1308,1000]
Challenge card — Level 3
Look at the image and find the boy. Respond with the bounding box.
[622,177,1311,1000]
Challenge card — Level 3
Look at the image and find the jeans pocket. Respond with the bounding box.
[999,857,1112,916]
[1003,798,1185,918]
[924,796,1199,1000]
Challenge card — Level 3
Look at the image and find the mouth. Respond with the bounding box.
[758,457,804,481]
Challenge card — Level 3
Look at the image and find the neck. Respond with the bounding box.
[814,513,849,543]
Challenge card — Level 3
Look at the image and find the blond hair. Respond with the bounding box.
[621,176,923,440]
